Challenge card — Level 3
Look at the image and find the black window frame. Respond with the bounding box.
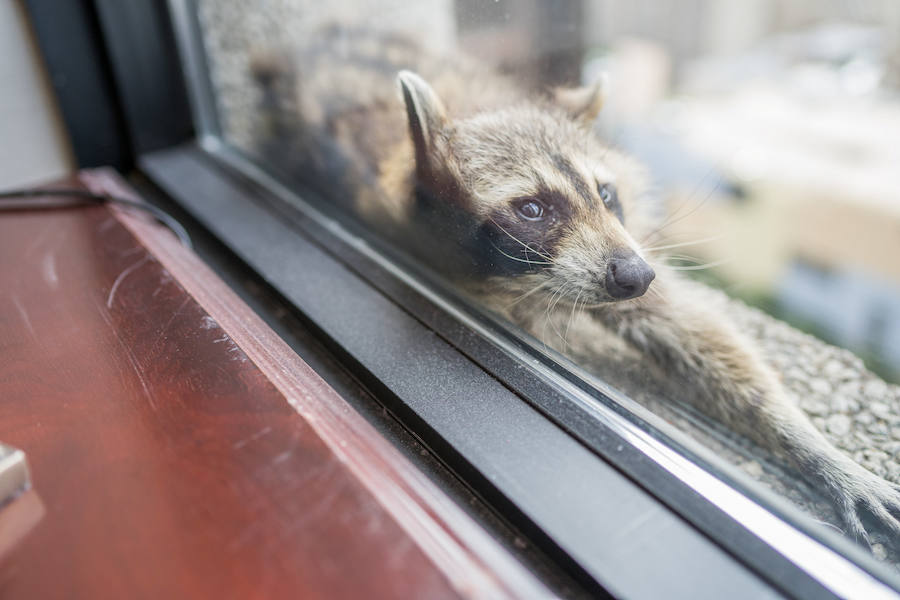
[24,1,900,598]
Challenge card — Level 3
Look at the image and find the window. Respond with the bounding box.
[140,0,900,596]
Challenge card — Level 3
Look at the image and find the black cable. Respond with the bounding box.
[0,187,192,249]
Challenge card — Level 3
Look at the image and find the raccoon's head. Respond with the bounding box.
[398,70,655,304]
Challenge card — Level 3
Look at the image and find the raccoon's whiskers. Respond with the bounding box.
[538,284,560,346]
[540,282,569,346]
[491,243,554,266]
[546,283,573,344]
[564,286,585,346]
[639,229,711,254]
[643,284,665,301]
[642,166,715,242]
[489,218,554,262]
[504,279,553,309]
[665,254,705,263]
[667,258,732,271]
[640,181,721,247]
[643,233,725,253]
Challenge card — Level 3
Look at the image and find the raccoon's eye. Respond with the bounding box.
[598,182,624,222]
[598,183,617,208]
[513,198,546,221]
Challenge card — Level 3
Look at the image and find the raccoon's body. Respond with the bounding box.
[254,26,900,549]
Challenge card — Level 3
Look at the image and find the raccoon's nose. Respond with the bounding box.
[606,251,655,300]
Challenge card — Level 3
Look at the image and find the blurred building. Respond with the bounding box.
[576,1,900,378]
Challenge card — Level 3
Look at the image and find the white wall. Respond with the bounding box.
[0,1,73,188]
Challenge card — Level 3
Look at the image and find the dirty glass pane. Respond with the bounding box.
[193,0,900,562]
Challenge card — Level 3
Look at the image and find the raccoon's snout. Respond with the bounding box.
[606,250,655,300]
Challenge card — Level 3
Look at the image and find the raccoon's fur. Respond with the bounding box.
[253,25,900,550]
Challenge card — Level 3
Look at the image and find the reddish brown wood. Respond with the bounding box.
[0,172,549,599]
[0,491,44,564]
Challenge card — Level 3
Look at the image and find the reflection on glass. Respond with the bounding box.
[197,0,900,561]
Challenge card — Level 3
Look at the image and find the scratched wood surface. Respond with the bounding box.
[0,173,548,599]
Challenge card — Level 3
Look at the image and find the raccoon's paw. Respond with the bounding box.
[831,468,900,554]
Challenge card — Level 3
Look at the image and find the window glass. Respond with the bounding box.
[194,0,900,563]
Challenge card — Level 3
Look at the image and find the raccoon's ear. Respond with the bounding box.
[553,76,606,124]
[397,70,447,165]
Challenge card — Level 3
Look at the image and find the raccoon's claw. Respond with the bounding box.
[832,471,900,555]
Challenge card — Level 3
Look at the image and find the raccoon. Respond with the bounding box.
[252,25,900,550]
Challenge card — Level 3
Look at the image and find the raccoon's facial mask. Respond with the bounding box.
[480,189,573,276]
[483,192,654,303]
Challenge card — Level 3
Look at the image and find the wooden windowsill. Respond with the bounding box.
[0,170,548,599]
